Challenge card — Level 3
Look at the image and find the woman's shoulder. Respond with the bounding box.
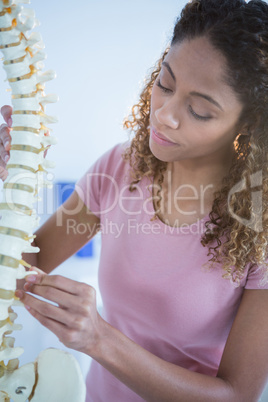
[76,141,131,193]
[244,261,268,290]
[88,141,130,175]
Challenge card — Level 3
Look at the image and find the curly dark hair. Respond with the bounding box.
[123,0,268,286]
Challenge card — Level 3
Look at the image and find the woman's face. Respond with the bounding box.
[149,36,244,164]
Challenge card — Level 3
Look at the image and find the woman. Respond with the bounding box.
[1,0,268,400]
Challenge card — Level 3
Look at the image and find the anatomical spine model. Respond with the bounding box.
[0,1,86,400]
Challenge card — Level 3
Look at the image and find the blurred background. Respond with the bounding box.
[0,0,267,400]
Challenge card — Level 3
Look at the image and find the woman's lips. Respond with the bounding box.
[151,127,176,147]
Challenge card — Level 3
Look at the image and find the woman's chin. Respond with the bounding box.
[149,139,179,162]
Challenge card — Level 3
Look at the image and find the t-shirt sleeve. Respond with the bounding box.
[244,262,268,289]
[75,143,127,219]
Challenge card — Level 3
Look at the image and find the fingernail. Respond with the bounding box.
[7,118,12,127]
[4,140,9,150]
[25,305,31,311]
[26,275,37,283]
[15,290,23,299]
[4,155,9,163]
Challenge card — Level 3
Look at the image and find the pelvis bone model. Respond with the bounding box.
[0,0,86,400]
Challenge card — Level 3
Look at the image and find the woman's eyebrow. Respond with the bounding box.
[162,61,223,111]
[190,91,223,111]
[162,61,176,82]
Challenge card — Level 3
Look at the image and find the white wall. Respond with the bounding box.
[1,0,184,181]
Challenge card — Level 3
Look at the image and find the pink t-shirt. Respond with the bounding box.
[75,143,268,402]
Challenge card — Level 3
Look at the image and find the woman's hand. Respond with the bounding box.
[0,105,12,181]
[15,267,105,355]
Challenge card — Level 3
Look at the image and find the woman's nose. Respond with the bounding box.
[154,102,180,130]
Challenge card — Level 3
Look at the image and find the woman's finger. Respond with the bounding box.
[25,305,83,350]
[23,282,82,312]
[0,166,8,181]
[0,105,12,126]
[15,289,74,326]
[0,124,11,144]
[0,124,11,164]
[25,304,69,342]
[25,272,90,296]
[28,266,47,276]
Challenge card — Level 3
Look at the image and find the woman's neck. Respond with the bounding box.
[166,146,236,192]
[153,149,236,226]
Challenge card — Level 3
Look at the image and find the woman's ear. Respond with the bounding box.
[238,123,250,137]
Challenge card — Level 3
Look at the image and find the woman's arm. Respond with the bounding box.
[23,190,100,273]
[16,274,268,402]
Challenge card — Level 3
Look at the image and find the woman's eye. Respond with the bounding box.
[189,105,212,121]
[156,79,171,93]
[155,79,212,122]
